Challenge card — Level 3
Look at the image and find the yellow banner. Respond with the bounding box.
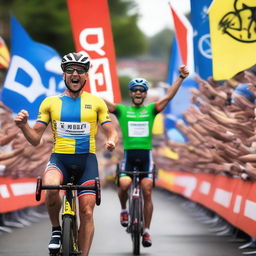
[0,37,10,69]
[209,0,256,80]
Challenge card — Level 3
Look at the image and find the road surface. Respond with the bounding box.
[0,187,246,256]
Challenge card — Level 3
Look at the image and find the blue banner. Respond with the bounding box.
[190,0,213,80]
[165,38,198,142]
[1,16,65,120]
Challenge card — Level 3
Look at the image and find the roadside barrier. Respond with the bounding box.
[157,170,256,238]
[0,177,43,213]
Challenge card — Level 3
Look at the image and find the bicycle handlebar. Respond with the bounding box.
[35,176,101,205]
[116,164,158,188]
[40,184,97,191]
[117,170,156,177]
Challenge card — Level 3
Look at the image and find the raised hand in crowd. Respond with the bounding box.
[157,69,256,180]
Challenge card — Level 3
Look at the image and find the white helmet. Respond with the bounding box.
[61,51,90,71]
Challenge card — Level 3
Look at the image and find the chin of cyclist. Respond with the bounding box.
[15,51,118,256]
[103,65,189,248]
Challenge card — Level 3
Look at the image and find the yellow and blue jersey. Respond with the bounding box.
[37,91,111,154]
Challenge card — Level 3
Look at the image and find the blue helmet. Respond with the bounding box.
[128,78,149,91]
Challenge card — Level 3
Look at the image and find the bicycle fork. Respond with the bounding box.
[62,191,79,254]
[132,187,140,225]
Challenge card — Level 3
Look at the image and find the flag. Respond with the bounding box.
[0,36,10,69]
[165,4,198,142]
[190,0,213,80]
[209,0,256,80]
[1,16,64,120]
[169,3,194,73]
[165,38,197,142]
[67,0,121,103]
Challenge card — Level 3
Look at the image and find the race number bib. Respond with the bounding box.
[56,121,90,137]
[128,121,149,137]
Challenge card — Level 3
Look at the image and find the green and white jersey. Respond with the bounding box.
[114,103,158,150]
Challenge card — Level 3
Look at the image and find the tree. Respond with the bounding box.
[147,28,174,61]
[8,0,73,55]
[109,0,148,57]
[1,0,147,58]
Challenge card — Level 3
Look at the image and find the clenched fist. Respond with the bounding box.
[178,65,189,79]
[15,110,29,128]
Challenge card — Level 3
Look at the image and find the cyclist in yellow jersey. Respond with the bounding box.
[15,52,118,256]
[104,65,189,248]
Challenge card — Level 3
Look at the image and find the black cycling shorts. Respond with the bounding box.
[120,149,154,179]
[45,153,99,196]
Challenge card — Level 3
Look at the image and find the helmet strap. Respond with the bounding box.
[64,77,86,94]
[131,97,145,107]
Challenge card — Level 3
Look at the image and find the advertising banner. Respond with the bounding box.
[1,16,64,120]
[0,177,43,213]
[209,0,256,80]
[158,170,256,237]
[190,0,213,80]
[67,0,121,103]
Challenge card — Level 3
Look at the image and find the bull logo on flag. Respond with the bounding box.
[219,0,256,42]
[1,16,65,120]
[209,0,256,80]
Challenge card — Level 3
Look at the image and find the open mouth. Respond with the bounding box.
[71,79,79,84]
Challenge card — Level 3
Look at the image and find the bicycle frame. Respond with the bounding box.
[35,176,101,256]
[61,178,79,256]
[128,168,144,255]
[117,164,157,255]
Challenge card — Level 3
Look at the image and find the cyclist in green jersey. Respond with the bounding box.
[104,65,189,248]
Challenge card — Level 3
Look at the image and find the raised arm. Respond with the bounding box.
[14,109,47,146]
[156,65,189,112]
[103,98,117,113]
[0,131,17,146]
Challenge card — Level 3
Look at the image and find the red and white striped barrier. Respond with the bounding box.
[157,170,256,237]
[0,177,43,213]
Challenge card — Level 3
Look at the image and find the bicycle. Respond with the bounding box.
[35,175,101,256]
[116,161,157,255]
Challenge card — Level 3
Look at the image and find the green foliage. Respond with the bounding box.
[1,0,148,58]
[147,28,174,61]
[119,75,132,100]
[9,0,73,56]
[111,15,147,57]
[109,0,148,57]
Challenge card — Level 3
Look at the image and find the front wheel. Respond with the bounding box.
[131,198,141,255]
[62,216,73,256]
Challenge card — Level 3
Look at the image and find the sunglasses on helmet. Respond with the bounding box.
[65,67,86,74]
[130,87,147,93]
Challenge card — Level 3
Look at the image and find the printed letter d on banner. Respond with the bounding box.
[2,16,64,120]
[67,0,121,103]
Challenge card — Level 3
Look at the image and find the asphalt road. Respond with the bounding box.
[0,187,247,256]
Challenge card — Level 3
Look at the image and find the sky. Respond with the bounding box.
[134,0,190,36]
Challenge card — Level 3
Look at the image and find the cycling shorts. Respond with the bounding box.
[120,149,154,179]
[45,153,99,196]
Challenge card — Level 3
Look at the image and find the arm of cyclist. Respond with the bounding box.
[103,98,116,113]
[155,65,189,112]
[101,122,118,152]
[14,109,47,146]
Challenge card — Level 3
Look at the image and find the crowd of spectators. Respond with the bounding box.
[154,68,256,182]
[2,68,256,240]
[2,68,256,182]
[0,102,53,178]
